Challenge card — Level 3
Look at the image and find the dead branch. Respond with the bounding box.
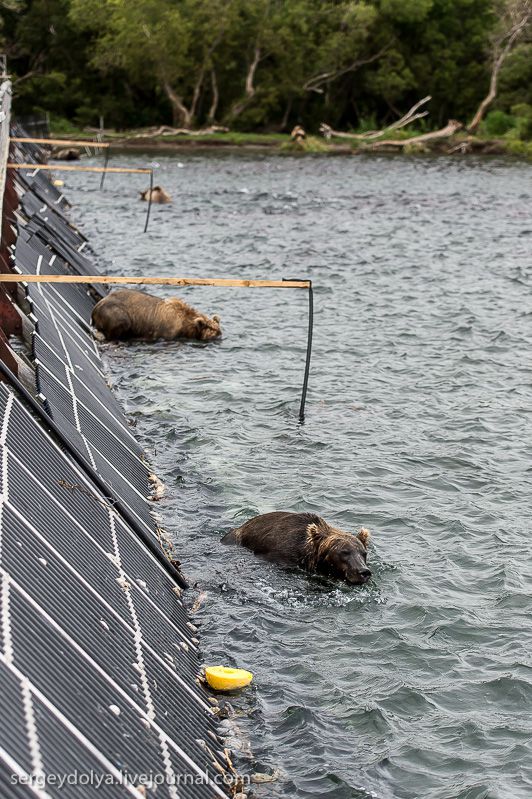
[130,125,229,138]
[468,0,532,133]
[162,80,193,128]
[11,70,39,88]
[190,70,205,122]
[190,32,225,123]
[365,96,431,138]
[445,136,507,155]
[207,69,219,123]
[225,44,263,122]
[320,96,431,141]
[366,119,463,149]
[304,46,389,95]
[10,52,46,94]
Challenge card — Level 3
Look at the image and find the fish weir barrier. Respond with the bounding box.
[0,81,235,798]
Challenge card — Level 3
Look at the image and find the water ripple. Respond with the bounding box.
[69,152,532,799]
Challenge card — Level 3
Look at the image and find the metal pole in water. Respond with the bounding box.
[144,168,154,233]
[99,146,110,190]
[299,281,313,423]
[283,277,313,423]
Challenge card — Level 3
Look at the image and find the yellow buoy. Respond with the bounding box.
[53,179,64,187]
[205,665,253,691]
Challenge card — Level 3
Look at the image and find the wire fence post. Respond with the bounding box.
[144,169,154,233]
[299,281,313,423]
[99,146,110,190]
[2,272,313,421]
[283,277,313,423]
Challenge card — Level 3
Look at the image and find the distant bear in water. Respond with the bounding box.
[51,147,81,161]
[222,512,371,584]
[91,289,221,342]
[140,186,171,204]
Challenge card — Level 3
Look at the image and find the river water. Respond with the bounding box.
[67,151,531,799]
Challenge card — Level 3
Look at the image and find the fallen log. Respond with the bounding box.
[131,125,230,138]
[320,96,431,141]
[365,119,463,150]
[446,136,507,155]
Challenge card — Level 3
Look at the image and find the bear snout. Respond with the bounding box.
[346,567,372,585]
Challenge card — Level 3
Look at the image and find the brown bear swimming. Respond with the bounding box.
[140,186,171,204]
[91,289,221,342]
[221,512,371,584]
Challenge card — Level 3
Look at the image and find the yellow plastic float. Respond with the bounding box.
[53,179,64,187]
[205,665,253,691]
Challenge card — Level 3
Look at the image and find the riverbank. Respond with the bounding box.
[48,125,532,157]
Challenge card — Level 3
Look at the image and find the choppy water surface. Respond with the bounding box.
[68,152,532,799]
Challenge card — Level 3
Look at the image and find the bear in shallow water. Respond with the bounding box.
[140,186,171,204]
[221,511,371,584]
[52,147,80,161]
[91,289,221,342]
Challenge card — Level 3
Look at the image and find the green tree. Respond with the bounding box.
[70,0,239,128]
[1,0,530,136]
[468,0,531,131]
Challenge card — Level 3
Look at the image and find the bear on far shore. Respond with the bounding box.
[91,289,221,342]
[222,511,371,584]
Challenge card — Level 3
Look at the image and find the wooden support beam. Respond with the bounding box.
[0,274,311,289]
[7,163,150,174]
[10,137,110,148]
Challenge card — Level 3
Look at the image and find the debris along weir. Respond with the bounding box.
[0,82,237,798]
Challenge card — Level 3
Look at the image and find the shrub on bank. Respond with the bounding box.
[481,105,532,142]
[280,136,329,153]
[511,104,532,140]
[482,110,516,136]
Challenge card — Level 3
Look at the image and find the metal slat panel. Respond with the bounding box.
[32,337,123,421]
[32,700,135,798]
[2,139,230,798]
[1,385,229,798]
[0,662,34,774]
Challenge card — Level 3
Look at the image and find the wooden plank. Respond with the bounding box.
[0,274,311,289]
[7,163,151,174]
[10,137,110,148]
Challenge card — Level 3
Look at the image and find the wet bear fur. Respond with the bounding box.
[222,511,371,584]
[91,289,221,342]
[139,186,172,203]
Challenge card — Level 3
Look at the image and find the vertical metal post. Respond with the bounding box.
[144,169,154,233]
[299,281,313,423]
[99,147,110,190]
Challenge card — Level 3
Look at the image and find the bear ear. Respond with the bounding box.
[193,316,206,328]
[307,522,327,544]
[212,314,220,323]
[357,528,370,546]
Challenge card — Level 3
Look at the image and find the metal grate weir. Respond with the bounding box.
[10,158,157,542]
[1,136,232,797]
[0,385,230,798]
